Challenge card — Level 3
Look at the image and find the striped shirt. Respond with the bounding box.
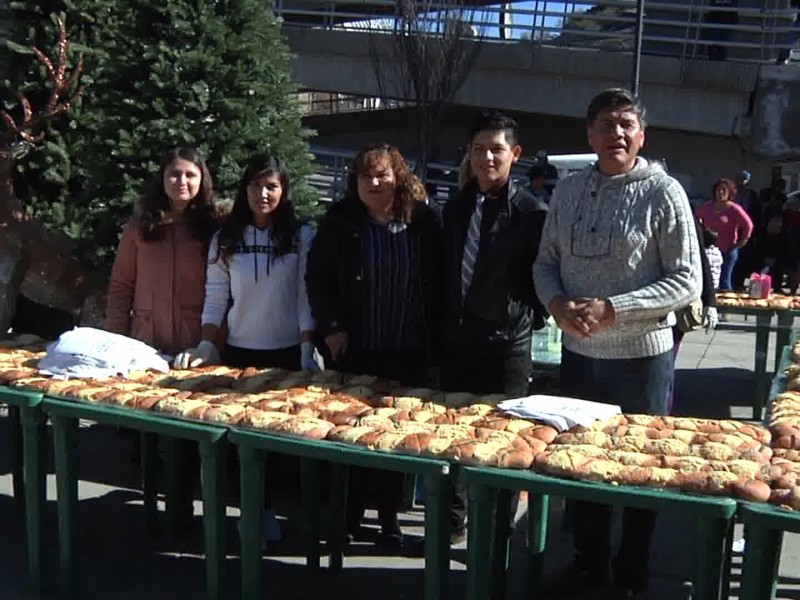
[361,220,425,351]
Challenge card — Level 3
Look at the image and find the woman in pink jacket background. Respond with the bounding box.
[695,178,753,291]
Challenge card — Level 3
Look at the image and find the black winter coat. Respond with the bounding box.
[442,179,548,354]
[305,195,443,363]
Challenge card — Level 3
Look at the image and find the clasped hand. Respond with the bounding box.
[548,295,616,339]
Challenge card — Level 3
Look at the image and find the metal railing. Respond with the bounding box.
[307,144,550,203]
[275,0,800,63]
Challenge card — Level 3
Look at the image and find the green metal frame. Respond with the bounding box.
[773,310,800,374]
[0,386,46,596]
[460,466,737,600]
[229,427,454,600]
[717,307,774,419]
[41,396,228,600]
[738,502,800,600]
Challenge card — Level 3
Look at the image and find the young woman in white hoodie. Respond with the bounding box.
[174,154,317,372]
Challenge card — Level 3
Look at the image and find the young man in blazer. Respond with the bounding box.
[439,110,549,543]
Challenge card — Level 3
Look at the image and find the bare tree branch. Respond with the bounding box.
[366,0,484,178]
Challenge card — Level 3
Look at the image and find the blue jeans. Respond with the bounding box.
[719,247,739,291]
[559,348,674,589]
[560,348,673,415]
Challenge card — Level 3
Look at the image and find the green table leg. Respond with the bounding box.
[754,313,771,420]
[775,312,794,373]
[163,436,189,539]
[719,516,735,600]
[692,516,727,600]
[327,463,348,572]
[9,404,25,508]
[466,483,496,600]
[491,489,512,600]
[52,414,79,600]
[300,457,321,570]
[21,406,46,594]
[239,445,264,600]
[199,439,226,600]
[526,494,549,596]
[423,469,452,600]
[739,525,782,600]
[140,432,159,537]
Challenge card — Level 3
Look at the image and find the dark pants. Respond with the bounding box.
[222,344,301,505]
[719,247,739,291]
[222,344,300,370]
[441,346,531,531]
[560,347,673,590]
[336,347,428,534]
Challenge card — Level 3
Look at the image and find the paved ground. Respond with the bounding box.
[1,314,800,600]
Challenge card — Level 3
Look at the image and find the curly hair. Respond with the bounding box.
[712,178,737,201]
[212,154,300,266]
[138,147,217,242]
[345,144,426,223]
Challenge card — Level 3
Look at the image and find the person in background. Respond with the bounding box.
[668,223,719,414]
[732,170,760,288]
[534,148,559,194]
[175,153,317,372]
[703,228,723,290]
[758,179,789,290]
[527,164,552,205]
[694,178,753,291]
[735,170,758,215]
[105,146,221,533]
[534,88,701,599]
[306,143,442,548]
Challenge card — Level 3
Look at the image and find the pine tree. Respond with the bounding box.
[4,0,318,271]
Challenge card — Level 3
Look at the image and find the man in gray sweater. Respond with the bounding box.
[533,88,701,600]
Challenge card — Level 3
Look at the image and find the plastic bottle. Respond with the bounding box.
[749,273,762,299]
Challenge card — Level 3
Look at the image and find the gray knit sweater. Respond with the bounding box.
[533,158,701,360]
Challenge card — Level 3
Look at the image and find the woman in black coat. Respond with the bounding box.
[306,143,443,546]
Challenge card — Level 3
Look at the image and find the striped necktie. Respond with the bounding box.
[461,193,485,300]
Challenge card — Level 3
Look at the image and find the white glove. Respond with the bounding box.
[300,341,322,372]
[173,340,221,369]
[704,306,719,333]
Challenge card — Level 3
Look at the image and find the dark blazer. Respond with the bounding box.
[305,195,443,363]
[442,178,548,354]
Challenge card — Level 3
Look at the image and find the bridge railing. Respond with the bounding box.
[274,0,799,63]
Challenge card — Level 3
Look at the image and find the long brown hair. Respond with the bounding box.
[346,144,426,223]
[138,147,217,241]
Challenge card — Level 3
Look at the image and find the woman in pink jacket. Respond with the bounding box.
[695,178,754,290]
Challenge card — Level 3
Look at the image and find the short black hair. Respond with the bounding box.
[528,165,545,180]
[586,88,647,128]
[468,110,518,147]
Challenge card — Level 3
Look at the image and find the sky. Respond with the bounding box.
[342,1,594,41]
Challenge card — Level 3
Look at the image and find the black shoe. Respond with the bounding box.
[602,585,649,600]
[543,562,609,599]
[379,531,404,549]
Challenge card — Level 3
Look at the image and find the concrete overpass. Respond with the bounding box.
[279,0,800,187]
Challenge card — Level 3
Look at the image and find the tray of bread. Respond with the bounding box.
[534,413,773,502]
[0,343,560,470]
[715,291,800,311]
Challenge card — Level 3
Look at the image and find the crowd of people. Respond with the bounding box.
[99,86,781,600]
